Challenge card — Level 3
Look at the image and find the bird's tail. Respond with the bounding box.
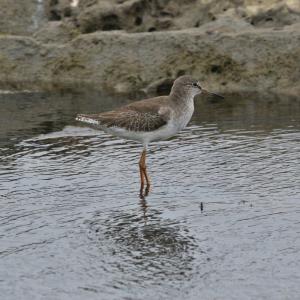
[76,114,100,125]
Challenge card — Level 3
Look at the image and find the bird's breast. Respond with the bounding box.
[172,100,194,131]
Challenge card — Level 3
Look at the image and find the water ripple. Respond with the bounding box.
[0,92,300,300]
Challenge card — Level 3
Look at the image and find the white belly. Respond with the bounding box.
[105,122,177,145]
[105,101,194,145]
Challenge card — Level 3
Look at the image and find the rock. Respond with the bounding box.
[1,23,300,96]
[199,16,254,34]
[1,0,300,36]
[142,78,175,97]
[237,2,300,28]
[78,2,122,33]
[0,0,47,35]
[0,0,300,97]
[76,0,300,34]
[77,0,185,33]
[33,21,80,44]
[46,0,75,21]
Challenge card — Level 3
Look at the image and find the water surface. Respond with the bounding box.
[0,91,300,300]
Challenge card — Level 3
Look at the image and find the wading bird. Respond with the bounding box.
[76,75,223,196]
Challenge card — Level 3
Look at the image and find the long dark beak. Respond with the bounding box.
[201,89,224,99]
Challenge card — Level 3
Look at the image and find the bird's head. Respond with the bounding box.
[171,75,224,100]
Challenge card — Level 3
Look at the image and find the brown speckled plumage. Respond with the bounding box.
[77,96,171,132]
[76,75,224,196]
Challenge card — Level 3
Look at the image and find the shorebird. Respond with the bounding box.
[76,75,223,196]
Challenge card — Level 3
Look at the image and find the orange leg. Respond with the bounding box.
[139,149,151,195]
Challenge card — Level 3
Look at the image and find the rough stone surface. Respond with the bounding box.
[46,0,74,21]
[76,0,300,33]
[0,0,300,96]
[1,20,300,96]
[0,0,47,35]
[33,21,80,44]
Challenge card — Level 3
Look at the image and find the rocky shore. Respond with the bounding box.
[0,0,299,96]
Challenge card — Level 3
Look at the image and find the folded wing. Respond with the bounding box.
[76,97,170,132]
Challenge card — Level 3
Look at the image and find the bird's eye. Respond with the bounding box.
[192,82,198,88]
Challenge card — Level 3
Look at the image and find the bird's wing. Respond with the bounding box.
[76,96,171,132]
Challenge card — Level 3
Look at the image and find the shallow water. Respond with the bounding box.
[0,91,300,300]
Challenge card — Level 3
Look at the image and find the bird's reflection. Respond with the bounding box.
[139,196,148,224]
[139,185,150,223]
[88,202,197,283]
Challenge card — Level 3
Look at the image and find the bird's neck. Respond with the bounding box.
[169,88,195,108]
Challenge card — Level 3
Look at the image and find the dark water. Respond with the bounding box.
[0,90,300,300]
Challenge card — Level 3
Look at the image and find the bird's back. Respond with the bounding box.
[76,96,171,132]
